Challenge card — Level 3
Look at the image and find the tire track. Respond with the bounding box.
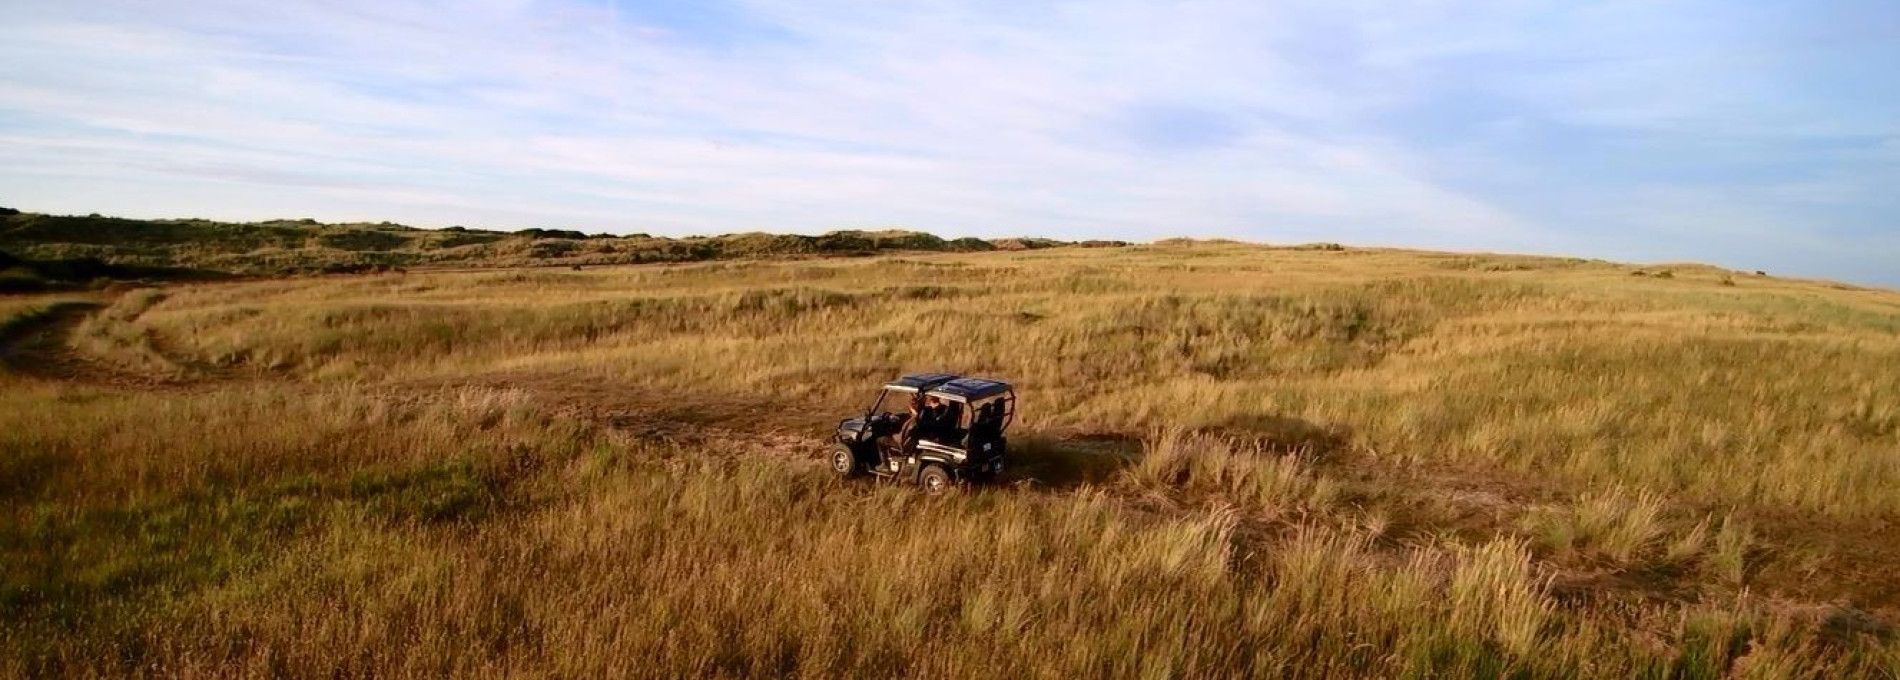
[1,301,113,380]
[0,299,217,388]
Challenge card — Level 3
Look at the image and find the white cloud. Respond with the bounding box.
[0,0,1893,283]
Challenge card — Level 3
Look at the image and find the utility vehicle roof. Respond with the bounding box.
[932,377,1011,401]
[884,373,959,392]
[884,373,1012,401]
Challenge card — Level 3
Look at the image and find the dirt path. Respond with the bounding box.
[0,301,124,383]
[0,290,264,391]
[0,299,227,388]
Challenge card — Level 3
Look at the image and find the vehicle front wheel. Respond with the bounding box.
[831,445,864,478]
[919,465,953,495]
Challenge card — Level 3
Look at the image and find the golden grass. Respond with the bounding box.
[106,245,1900,514]
[4,243,1898,676]
[7,387,1888,677]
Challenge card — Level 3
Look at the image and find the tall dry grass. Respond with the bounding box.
[4,243,1898,676]
[98,245,1900,515]
[6,384,1889,676]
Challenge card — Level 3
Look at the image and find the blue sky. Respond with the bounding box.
[1,1,1896,284]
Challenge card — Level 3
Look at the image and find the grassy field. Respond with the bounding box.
[4,243,1898,677]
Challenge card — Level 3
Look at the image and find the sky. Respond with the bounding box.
[1,1,1896,284]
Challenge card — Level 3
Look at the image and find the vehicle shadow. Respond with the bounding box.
[1003,432,1141,490]
[999,414,1352,491]
[1199,413,1352,462]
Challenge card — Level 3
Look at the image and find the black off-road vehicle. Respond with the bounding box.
[831,373,1015,493]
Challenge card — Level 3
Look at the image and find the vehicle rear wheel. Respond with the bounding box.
[831,445,864,478]
[919,465,953,495]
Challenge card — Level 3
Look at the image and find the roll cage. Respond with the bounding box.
[864,378,1016,434]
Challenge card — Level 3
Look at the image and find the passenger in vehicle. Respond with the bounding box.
[933,398,964,442]
[877,391,916,471]
[915,395,954,443]
[971,401,1003,443]
[895,393,936,451]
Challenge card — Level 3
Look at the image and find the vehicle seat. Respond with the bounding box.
[938,402,964,443]
[968,402,1003,445]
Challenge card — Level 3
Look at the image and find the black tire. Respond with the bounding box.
[831,445,864,478]
[919,465,953,495]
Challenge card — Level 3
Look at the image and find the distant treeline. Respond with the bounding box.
[0,207,1126,284]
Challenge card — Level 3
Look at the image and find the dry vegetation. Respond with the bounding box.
[4,243,1898,677]
[0,209,1108,281]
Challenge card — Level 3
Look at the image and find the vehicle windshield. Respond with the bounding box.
[870,388,915,417]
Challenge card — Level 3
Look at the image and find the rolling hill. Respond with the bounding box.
[0,208,1121,285]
